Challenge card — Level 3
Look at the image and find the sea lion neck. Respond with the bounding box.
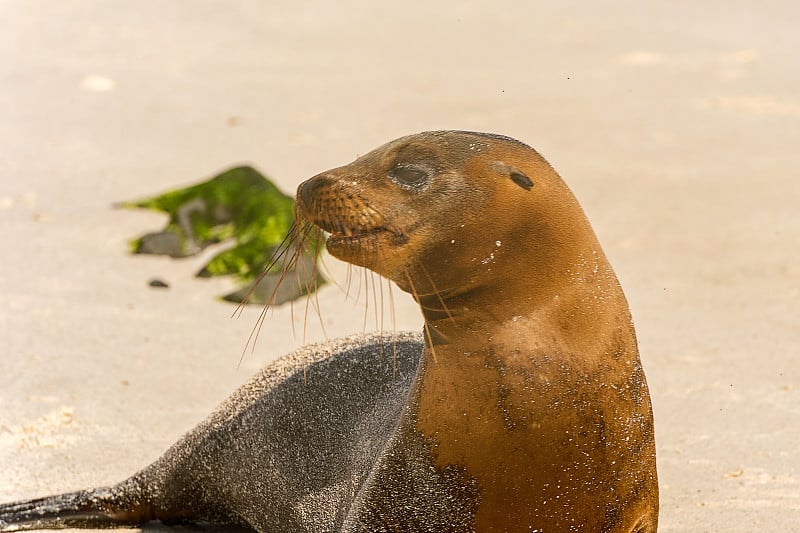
[414,243,630,355]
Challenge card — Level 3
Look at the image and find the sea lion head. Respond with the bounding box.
[296,130,602,315]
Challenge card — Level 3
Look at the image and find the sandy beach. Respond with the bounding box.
[1,1,798,531]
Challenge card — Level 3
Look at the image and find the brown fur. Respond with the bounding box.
[297,130,659,532]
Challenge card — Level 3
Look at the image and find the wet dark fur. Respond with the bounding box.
[1,334,453,531]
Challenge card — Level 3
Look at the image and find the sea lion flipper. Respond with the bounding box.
[0,481,153,531]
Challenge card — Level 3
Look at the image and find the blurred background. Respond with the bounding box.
[1,1,798,531]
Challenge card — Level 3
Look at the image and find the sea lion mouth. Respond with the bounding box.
[325,226,391,247]
[309,218,410,255]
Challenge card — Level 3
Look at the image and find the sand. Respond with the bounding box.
[1,1,798,531]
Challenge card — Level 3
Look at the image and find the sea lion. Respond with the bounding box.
[0,131,658,532]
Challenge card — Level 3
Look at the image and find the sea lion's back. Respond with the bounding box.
[138,332,424,531]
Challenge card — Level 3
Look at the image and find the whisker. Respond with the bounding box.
[375,271,384,361]
[309,254,328,340]
[317,251,345,293]
[361,266,370,332]
[264,238,306,309]
[236,223,307,367]
[302,270,312,345]
[404,268,437,363]
[238,299,270,369]
[232,221,299,319]
[353,262,364,309]
[373,246,391,367]
[344,261,354,301]
[422,323,438,363]
[289,289,297,340]
[419,263,454,322]
[237,219,326,367]
[249,246,304,356]
[371,270,380,331]
[294,223,321,342]
[387,274,397,375]
[296,223,322,345]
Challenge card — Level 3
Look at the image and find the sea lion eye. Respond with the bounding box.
[389,165,429,188]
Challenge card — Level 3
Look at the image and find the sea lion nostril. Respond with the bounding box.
[297,175,334,207]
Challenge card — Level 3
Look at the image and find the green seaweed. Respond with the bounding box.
[121,166,323,304]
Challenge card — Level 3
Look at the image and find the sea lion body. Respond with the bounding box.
[0,334,429,531]
[0,131,658,532]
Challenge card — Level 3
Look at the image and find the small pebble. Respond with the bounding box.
[148,278,170,289]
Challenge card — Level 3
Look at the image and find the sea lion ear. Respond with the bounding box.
[492,162,534,191]
[509,169,534,191]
